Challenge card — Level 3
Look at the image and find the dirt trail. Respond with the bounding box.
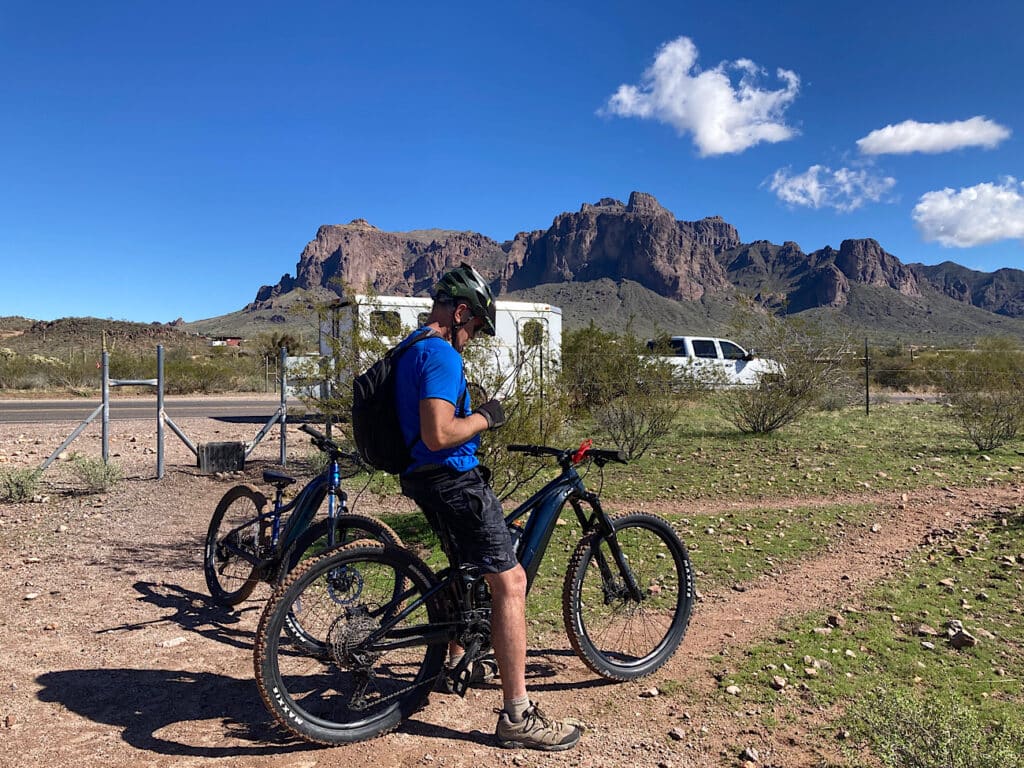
[1,418,1021,768]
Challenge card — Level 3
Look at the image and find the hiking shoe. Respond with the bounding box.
[495,701,581,751]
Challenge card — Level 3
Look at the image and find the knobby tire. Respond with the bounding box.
[203,484,268,606]
[562,512,695,680]
[254,541,447,745]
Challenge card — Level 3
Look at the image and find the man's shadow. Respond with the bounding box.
[95,581,261,651]
[36,667,311,757]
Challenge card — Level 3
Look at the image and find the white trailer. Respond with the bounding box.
[322,295,562,397]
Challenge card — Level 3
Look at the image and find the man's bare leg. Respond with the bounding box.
[485,563,528,701]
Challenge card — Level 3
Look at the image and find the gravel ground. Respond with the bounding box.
[2,413,1020,768]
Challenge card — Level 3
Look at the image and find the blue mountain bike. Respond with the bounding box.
[203,424,402,608]
[253,440,695,745]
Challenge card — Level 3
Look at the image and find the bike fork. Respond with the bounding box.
[574,496,645,603]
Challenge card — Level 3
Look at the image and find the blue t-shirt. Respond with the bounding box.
[394,331,479,474]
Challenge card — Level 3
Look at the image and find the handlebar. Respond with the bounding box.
[507,442,627,467]
[299,423,364,466]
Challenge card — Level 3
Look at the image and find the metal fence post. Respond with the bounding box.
[864,338,870,416]
[280,346,287,466]
[157,344,165,479]
[101,351,110,462]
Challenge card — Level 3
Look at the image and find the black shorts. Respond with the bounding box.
[400,466,517,575]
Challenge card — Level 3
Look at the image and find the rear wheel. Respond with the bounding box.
[562,512,694,680]
[254,542,447,745]
[279,515,406,653]
[203,485,268,606]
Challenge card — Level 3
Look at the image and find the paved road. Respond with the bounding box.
[0,397,296,424]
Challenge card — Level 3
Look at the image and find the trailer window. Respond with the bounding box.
[369,310,402,337]
[691,339,717,358]
[521,319,544,346]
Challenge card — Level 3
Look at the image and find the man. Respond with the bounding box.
[395,263,581,752]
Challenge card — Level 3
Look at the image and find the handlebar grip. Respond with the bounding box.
[299,423,327,441]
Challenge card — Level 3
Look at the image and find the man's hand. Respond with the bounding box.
[474,399,506,430]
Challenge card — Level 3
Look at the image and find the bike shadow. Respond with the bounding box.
[94,581,262,651]
[35,667,314,758]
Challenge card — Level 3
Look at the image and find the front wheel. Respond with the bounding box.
[204,485,268,606]
[563,512,694,680]
[254,542,447,745]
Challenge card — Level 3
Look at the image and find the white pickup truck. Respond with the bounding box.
[645,336,782,387]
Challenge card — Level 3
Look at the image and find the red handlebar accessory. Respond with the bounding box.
[571,439,593,465]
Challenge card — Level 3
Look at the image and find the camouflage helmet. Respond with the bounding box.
[433,262,496,336]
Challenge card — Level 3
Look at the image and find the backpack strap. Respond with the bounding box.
[391,327,440,456]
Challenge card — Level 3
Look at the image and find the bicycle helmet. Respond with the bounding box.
[433,262,496,336]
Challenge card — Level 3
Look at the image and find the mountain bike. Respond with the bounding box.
[253,440,695,746]
[203,424,402,609]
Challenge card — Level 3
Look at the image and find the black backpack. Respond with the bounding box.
[351,328,435,474]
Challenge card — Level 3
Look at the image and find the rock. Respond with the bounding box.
[23,592,40,600]
[770,676,787,691]
[937,578,955,588]
[914,623,939,636]
[739,746,760,763]
[668,727,686,741]
[870,523,882,533]
[157,636,188,648]
[640,687,659,698]
[949,630,978,649]
[725,685,741,696]
[826,614,846,628]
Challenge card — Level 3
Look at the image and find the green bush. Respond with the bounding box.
[849,688,1024,768]
[0,467,43,502]
[718,313,852,434]
[69,454,122,493]
[561,325,682,459]
[935,337,1024,450]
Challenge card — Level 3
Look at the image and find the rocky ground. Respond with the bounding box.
[1,413,1020,768]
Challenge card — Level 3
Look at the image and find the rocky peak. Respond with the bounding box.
[836,239,919,296]
[626,191,668,216]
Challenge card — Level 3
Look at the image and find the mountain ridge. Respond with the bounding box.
[245,191,1023,331]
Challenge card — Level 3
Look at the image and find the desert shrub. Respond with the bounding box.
[718,312,852,434]
[848,688,1024,768]
[934,337,1024,451]
[0,467,43,502]
[68,454,123,492]
[872,355,931,391]
[561,325,681,458]
[593,394,676,460]
[165,357,237,394]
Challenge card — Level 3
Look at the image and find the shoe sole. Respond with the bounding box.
[496,736,580,752]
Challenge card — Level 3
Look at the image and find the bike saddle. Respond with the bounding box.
[262,470,297,489]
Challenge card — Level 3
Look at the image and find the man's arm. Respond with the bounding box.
[419,397,489,452]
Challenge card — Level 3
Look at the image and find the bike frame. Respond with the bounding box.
[220,458,348,570]
[363,453,642,657]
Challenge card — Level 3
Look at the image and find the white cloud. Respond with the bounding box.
[913,178,1024,247]
[769,165,896,212]
[857,117,1010,155]
[602,36,800,156]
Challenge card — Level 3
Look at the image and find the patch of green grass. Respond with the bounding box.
[589,402,1024,501]
[679,503,876,590]
[727,506,1024,762]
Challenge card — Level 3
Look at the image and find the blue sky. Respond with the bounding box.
[2,0,1021,322]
